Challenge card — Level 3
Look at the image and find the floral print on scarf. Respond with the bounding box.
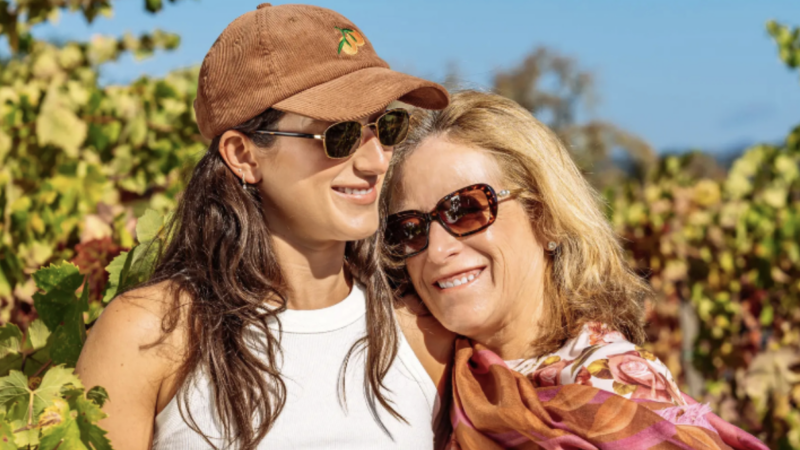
[506,322,686,406]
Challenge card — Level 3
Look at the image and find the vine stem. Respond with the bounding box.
[32,359,52,379]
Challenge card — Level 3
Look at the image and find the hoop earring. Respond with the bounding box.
[238,168,246,188]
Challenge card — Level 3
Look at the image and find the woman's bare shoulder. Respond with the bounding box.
[93,280,191,352]
[78,280,193,374]
[75,280,194,449]
[395,293,455,392]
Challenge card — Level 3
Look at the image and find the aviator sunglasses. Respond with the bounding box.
[385,183,521,258]
[253,109,410,159]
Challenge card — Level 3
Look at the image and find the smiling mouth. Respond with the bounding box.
[333,186,374,196]
[435,268,484,290]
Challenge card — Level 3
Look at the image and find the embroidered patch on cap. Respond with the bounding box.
[335,27,365,55]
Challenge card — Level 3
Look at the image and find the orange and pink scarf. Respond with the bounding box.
[449,327,767,450]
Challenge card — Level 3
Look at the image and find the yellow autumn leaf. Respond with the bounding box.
[0,131,10,162]
[36,87,87,158]
[30,214,45,234]
[692,180,721,207]
[32,48,62,79]
[58,44,84,70]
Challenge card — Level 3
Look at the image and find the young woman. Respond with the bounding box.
[75,4,450,449]
[380,90,768,449]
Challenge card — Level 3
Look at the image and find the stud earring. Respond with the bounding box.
[547,241,558,251]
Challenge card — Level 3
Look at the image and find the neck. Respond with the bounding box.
[270,233,352,311]
[473,262,547,361]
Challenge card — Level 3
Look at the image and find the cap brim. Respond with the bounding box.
[273,67,449,122]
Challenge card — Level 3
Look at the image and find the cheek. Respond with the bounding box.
[259,146,340,203]
[405,257,426,293]
[262,147,334,186]
[480,217,544,303]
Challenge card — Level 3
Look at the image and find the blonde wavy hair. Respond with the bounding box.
[380,90,651,356]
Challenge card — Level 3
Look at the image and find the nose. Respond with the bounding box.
[350,126,390,176]
[426,221,463,265]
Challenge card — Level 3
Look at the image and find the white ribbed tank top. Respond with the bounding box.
[151,286,438,449]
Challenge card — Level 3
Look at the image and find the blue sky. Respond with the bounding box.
[26,0,800,153]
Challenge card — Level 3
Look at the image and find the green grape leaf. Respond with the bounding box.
[32,263,88,366]
[103,236,161,304]
[69,393,111,450]
[128,115,148,147]
[35,89,87,159]
[103,250,134,303]
[49,283,89,367]
[0,371,29,422]
[0,325,23,359]
[0,324,25,376]
[0,268,11,300]
[35,366,84,415]
[26,319,52,351]
[0,414,17,450]
[135,209,164,243]
[129,240,161,285]
[86,302,104,325]
[759,305,774,327]
[32,263,84,298]
[0,132,10,163]
[86,386,109,409]
[38,399,87,450]
[10,419,39,447]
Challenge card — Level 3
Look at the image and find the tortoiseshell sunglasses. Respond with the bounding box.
[253,109,409,159]
[385,183,521,258]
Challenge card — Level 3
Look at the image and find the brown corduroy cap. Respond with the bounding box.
[195,3,450,139]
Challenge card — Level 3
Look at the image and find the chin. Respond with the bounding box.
[332,215,379,241]
[434,306,491,338]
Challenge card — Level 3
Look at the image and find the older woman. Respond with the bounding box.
[380,90,767,449]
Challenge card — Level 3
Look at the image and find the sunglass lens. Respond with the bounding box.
[437,188,494,236]
[325,121,362,158]
[377,110,409,147]
[386,216,428,257]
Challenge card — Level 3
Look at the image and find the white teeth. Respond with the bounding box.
[337,187,373,195]
[437,270,481,290]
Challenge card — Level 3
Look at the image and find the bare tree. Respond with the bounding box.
[493,47,657,185]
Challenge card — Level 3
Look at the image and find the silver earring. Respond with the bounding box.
[547,241,558,251]
[238,168,246,188]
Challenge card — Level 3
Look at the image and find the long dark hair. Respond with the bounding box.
[140,108,401,449]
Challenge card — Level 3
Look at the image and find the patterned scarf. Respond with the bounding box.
[449,338,768,450]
